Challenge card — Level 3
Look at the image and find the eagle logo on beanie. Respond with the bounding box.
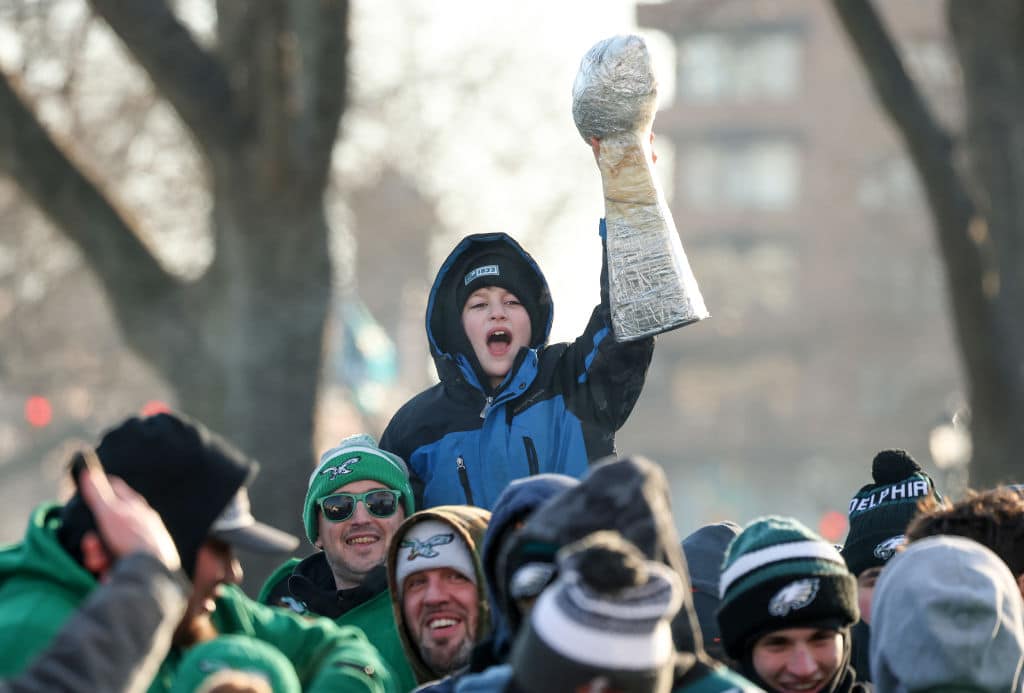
[873,535,905,561]
[320,457,360,481]
[768,578,820,617]
[401,533,454,560]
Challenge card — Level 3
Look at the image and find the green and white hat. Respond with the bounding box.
[718,516,859,659]
[303,434,415,544]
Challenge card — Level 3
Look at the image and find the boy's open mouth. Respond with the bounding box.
[486,329,512,356]
[486,329,511,346]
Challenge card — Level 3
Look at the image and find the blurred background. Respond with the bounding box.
[3,0,1018,565]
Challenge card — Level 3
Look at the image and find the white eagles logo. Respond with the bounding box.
[768,578,820,617]
[320,457,360,481]
[873,535,905,561]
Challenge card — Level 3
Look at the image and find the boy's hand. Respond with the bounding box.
[79,464,181,572]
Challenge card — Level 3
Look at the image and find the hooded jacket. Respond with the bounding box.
[387,506,492,686]
[380,227,654,510]
[871,535,1024,692]
[0,504,396,693]
[505,456,761,692]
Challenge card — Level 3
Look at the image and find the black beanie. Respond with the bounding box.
[431,236,553,367]
[453,250,546,347]
[59,413,252,577]
[840,449,942,577]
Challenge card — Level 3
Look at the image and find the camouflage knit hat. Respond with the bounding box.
[303,434,414,545]
[718,516,858,660]
[841,449,941,576]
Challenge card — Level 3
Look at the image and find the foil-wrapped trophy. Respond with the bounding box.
[573,35,709,341]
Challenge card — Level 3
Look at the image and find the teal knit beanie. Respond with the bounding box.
[171,635,300,693]
[303,434,415,545]
[718,516,858,660]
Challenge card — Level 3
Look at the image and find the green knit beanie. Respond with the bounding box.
[171,635,300,693]
[718,516,858,660]
[303,434,415,545]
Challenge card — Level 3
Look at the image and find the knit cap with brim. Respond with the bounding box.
[718,516,859,660]
[171,635,300,693]
[840,449,942,577]
[511,531,683,693]
[303,434,414,545]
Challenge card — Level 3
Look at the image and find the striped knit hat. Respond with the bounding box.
[718,516,859,660]
[840,449,941,577]
[511,531,682,693]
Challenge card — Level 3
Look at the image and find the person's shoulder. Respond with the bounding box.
[257,556,303,607]
[677,664,764,692]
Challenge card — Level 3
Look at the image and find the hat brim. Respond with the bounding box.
[212,522,299,554]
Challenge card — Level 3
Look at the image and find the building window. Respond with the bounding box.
[679,135,802,210]
[678,28,804,103]
[691,233,800,328]
[857,154,921,212]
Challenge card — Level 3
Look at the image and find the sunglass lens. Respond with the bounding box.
[365,490,398,517]
[322,495,355,521]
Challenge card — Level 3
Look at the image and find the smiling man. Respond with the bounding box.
[259,433,418,692]
[718,517,868,693]
[387,506,491,686]
[0,414,396,693]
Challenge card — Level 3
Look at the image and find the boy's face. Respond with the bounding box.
[751,626,843,693]
[461,286,532,388]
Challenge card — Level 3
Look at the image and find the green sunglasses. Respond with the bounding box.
[318,489,403,522]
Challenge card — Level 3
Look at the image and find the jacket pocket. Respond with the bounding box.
[523,436,539,476]
[456,455,475,505]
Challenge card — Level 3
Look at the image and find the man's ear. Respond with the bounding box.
[80,531,113,579]
[1017,572,1024,600]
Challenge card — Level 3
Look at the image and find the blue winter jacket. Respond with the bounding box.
[380,225,654,510]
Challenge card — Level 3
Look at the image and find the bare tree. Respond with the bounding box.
[833,0,1023,487]
[0,0,350,571]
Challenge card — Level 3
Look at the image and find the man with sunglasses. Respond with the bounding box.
[260,434,418,692]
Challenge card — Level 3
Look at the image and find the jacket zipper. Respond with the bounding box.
[456,456,475,505]
[480,395,494,419]
[523,436,539,476]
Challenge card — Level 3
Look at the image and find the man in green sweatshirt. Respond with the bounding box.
[0,413,397,693]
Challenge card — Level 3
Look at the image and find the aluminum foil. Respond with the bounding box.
[573,35,709,341]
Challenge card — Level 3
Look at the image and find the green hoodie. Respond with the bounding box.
[386,505,492,685]
[0,503,396,693]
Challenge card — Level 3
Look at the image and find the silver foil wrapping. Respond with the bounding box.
[573,35,709,341]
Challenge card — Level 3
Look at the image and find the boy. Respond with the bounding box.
[379,225,654,510]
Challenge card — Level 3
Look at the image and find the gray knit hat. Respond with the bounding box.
[303,434,414,544]
[871,535,1024,692]
[511,531,682,693]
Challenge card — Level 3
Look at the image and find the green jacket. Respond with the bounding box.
[0,503,396,692]
[260,554,418,692]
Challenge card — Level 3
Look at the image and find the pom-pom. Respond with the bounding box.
[569,531,648,594]
[871,449,921,484]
